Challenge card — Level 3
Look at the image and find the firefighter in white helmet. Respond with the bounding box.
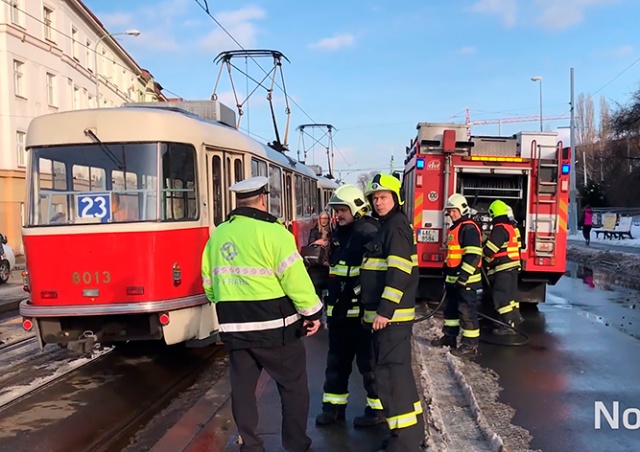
[315,184,385,427]
[431,193,483,358]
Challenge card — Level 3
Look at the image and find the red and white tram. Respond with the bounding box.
[19,102,333,352]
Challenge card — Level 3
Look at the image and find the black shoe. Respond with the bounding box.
[450,344,478,359]
[430,335,457,348]
[315,406,346,425]
[353,406,385,428]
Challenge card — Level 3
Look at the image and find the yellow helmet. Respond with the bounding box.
[365,173,404,205]
[328,184,369,218]
[445,193,469,216]
[488,200,509,219]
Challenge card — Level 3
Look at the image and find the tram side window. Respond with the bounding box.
[269,165,282,219]
[38,158,69,224]
[162,143,198,221]
[295,175,303,217]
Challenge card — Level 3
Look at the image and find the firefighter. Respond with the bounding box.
[315,184,385,427]
[201,176,323,452]
[483,200,523,334]
[431,193,483,359]
[361,174,424,452]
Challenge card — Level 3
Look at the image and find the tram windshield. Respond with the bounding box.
[27,142,198,226]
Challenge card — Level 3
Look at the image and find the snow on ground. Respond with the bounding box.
[412,316,536,452]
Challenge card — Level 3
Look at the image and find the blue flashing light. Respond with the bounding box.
[417,158,425,169]
[561,163,570,175]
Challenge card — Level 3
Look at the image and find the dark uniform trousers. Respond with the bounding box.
[443,284,480,346]
[373,324,424,451]
[229,339,311,452]
[323,317,378,408]
[489,269,519,323]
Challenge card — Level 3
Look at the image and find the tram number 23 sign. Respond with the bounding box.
[76,192,112,222]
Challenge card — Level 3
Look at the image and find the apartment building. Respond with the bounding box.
[0,0,165,253]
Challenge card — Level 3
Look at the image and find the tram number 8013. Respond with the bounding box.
[72,271,111,285]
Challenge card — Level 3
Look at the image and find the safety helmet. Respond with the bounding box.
[328,184,370,218]
[365,173,404,205]
[488,200,510,219]
[445,193,470,216]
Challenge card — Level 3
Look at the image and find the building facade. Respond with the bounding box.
[0,0,164,253]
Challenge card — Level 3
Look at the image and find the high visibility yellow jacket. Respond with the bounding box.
[201,207,323,349]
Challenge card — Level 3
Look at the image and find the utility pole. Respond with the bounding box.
[569,67,578,235]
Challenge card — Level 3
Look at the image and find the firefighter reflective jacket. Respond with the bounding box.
[444,217,483,289]
[326,216,379,321]
[483,217,521,275]
[360,209,418,324]
[201,207,323,349]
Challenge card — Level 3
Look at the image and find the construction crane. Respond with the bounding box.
[465,108,570,137]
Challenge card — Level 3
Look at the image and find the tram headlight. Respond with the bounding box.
[172,263,182,286]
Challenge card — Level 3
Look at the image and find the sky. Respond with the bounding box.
[83,0,640,184]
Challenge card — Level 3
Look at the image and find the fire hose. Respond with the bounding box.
[414,268,530,347]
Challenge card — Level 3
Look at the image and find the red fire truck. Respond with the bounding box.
[402,122,571,304]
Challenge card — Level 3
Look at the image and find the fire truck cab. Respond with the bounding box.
[403,122,571,304]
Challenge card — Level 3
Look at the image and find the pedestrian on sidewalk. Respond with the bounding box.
[314,184,384,428]
[361,174,425,452]
[583,205,593,246]
[201,176,323,452]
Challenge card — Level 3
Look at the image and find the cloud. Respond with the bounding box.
[309,33,355,51]
[198,6,266,53]
[469,0,518,27]
[533,0,620,30]
[458,46,476,55]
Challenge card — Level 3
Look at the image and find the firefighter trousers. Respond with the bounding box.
[373,324,425,451]
[228,340,311,452]
[443,284,480,346]
[489,269,520,323]
[321,317,381,411]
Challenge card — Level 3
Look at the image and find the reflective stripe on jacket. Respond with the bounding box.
[201,207,323,349]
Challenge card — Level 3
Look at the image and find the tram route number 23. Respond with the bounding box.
[72,271,111,285]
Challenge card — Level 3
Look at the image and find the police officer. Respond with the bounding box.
[431,193,483,359]
[361,174,424,452]
[201,176,323,452]
[483,200,522,334]
[315,184,384,427]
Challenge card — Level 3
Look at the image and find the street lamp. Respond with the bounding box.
[94,29,140,107]
[531,75,543,131]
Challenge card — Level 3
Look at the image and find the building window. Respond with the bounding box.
[43,7,53,41]
[46,73,55,106]
[10,0,23,27]
[86,40,92,71]
[71,27,79,60]
[16,131,26,167]
[13,60,24,98]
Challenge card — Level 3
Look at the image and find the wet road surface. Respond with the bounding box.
[477,264,640,452]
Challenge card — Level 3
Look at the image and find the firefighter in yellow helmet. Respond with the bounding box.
[431,193,483,359]
[483,200,523,334]
[201,176,323,452]
[315,184,385,427]
[361,173,424,452]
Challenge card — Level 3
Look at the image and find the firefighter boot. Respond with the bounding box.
[353,406,385,428]
[450,344,478,359]
[315,404,346,425]
[430,334,457,348]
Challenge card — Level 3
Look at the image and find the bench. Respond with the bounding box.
[594,216,634,240]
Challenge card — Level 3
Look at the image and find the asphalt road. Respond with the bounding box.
[477,264,640,452]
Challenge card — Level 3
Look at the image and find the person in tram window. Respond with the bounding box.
[201,176,322,452]
[361,174,425,452]
[305,212,332,300]
[315,185,384,428]
[482,200,524,335]
[431,193,483,359]
[582,204,593,246]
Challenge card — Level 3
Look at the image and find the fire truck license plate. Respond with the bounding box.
[418,229,439,243]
